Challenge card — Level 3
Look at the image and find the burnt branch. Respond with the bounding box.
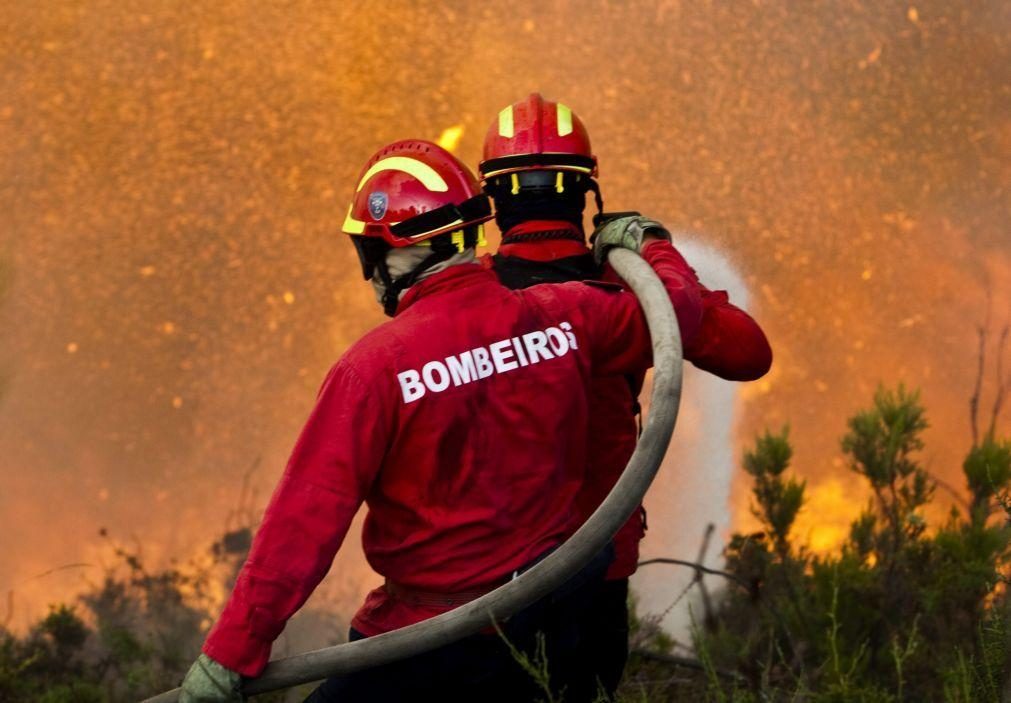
[693,524,717,630]
[637,557,748,590]
[966,297,990,445]
[989,323,1009,438]
[226,455,262,533]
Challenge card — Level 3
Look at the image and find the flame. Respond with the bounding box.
[436,125,465,153]
[795,478,867,553]
[732,475,868,555]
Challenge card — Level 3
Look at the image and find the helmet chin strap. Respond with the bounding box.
[372,240,475,317]
[586,179,605,228]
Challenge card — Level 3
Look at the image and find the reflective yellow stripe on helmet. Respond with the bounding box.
[342,204,365,234]
[498,106,515,138]
[356,156,449,193]
[556,103,573,136]
[414,226,483,252]
[409,219,463,241]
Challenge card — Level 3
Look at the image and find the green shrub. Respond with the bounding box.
[691,385,1011,702]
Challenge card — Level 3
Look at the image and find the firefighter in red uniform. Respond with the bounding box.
[479,93,773,698]
[178,140,708,702]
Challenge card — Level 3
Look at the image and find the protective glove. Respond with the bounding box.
[179,653,244,703]
[591,215,672,265]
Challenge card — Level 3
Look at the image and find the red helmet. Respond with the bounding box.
[342,139,492,248]
[479,93,597,180]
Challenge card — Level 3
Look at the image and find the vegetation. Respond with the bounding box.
[0,528,325,702]
[618,380,1011,702]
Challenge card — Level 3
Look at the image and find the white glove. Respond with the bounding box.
[591,215,672,265]
[179,653,244,702]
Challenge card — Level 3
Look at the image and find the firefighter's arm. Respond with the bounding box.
[584,217,703,373]
[595,216,771,381]
[684,286,772,380]
[195,361,390,681]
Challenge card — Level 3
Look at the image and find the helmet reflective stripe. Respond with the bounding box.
[408,218,463,239]
[556,103,573,136]
[356,156,449,193]
[498,106,514,138]
[445,227,485,251]
[402,226,485,252]
[342,204,365,234]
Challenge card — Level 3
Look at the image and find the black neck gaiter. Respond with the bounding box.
[490,186,587,235]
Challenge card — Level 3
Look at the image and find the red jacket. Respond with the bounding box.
[203,241,703,676]
[490,221,772,579]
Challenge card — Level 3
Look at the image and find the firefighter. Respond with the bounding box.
[179,140,707,702]
[479,93,773,698]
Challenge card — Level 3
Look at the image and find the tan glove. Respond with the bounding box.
[591,215,672,265]
[179,653,244,703]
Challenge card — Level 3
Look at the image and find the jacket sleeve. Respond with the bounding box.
[580,239,704,375]
[683,286,773,381]
[600,244,773,382]
[202,361,390,677]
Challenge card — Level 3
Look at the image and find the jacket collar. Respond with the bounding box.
[395,263,499,315]
[498,220,590,261]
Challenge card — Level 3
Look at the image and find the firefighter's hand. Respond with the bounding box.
[179,653,244,702]
[591,215,672,265]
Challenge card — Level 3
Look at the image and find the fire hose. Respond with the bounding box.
[144,246,683,701]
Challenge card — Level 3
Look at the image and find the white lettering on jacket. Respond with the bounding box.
[396,322,578,404]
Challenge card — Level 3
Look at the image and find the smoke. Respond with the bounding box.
[631,237,751,642]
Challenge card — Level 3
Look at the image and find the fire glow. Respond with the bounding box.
[0,1,1008,631]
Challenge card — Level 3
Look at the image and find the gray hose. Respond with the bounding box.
[144,246,683,702]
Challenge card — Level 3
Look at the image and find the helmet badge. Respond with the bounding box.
[368,191,388,220]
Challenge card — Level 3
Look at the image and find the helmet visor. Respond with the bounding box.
[350,235,390,281]
[389,194,492,242]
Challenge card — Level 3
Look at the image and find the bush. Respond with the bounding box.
[691,385,1011,702]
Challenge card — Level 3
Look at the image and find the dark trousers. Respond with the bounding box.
[577,578,630,700]
[304,546,613,703]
